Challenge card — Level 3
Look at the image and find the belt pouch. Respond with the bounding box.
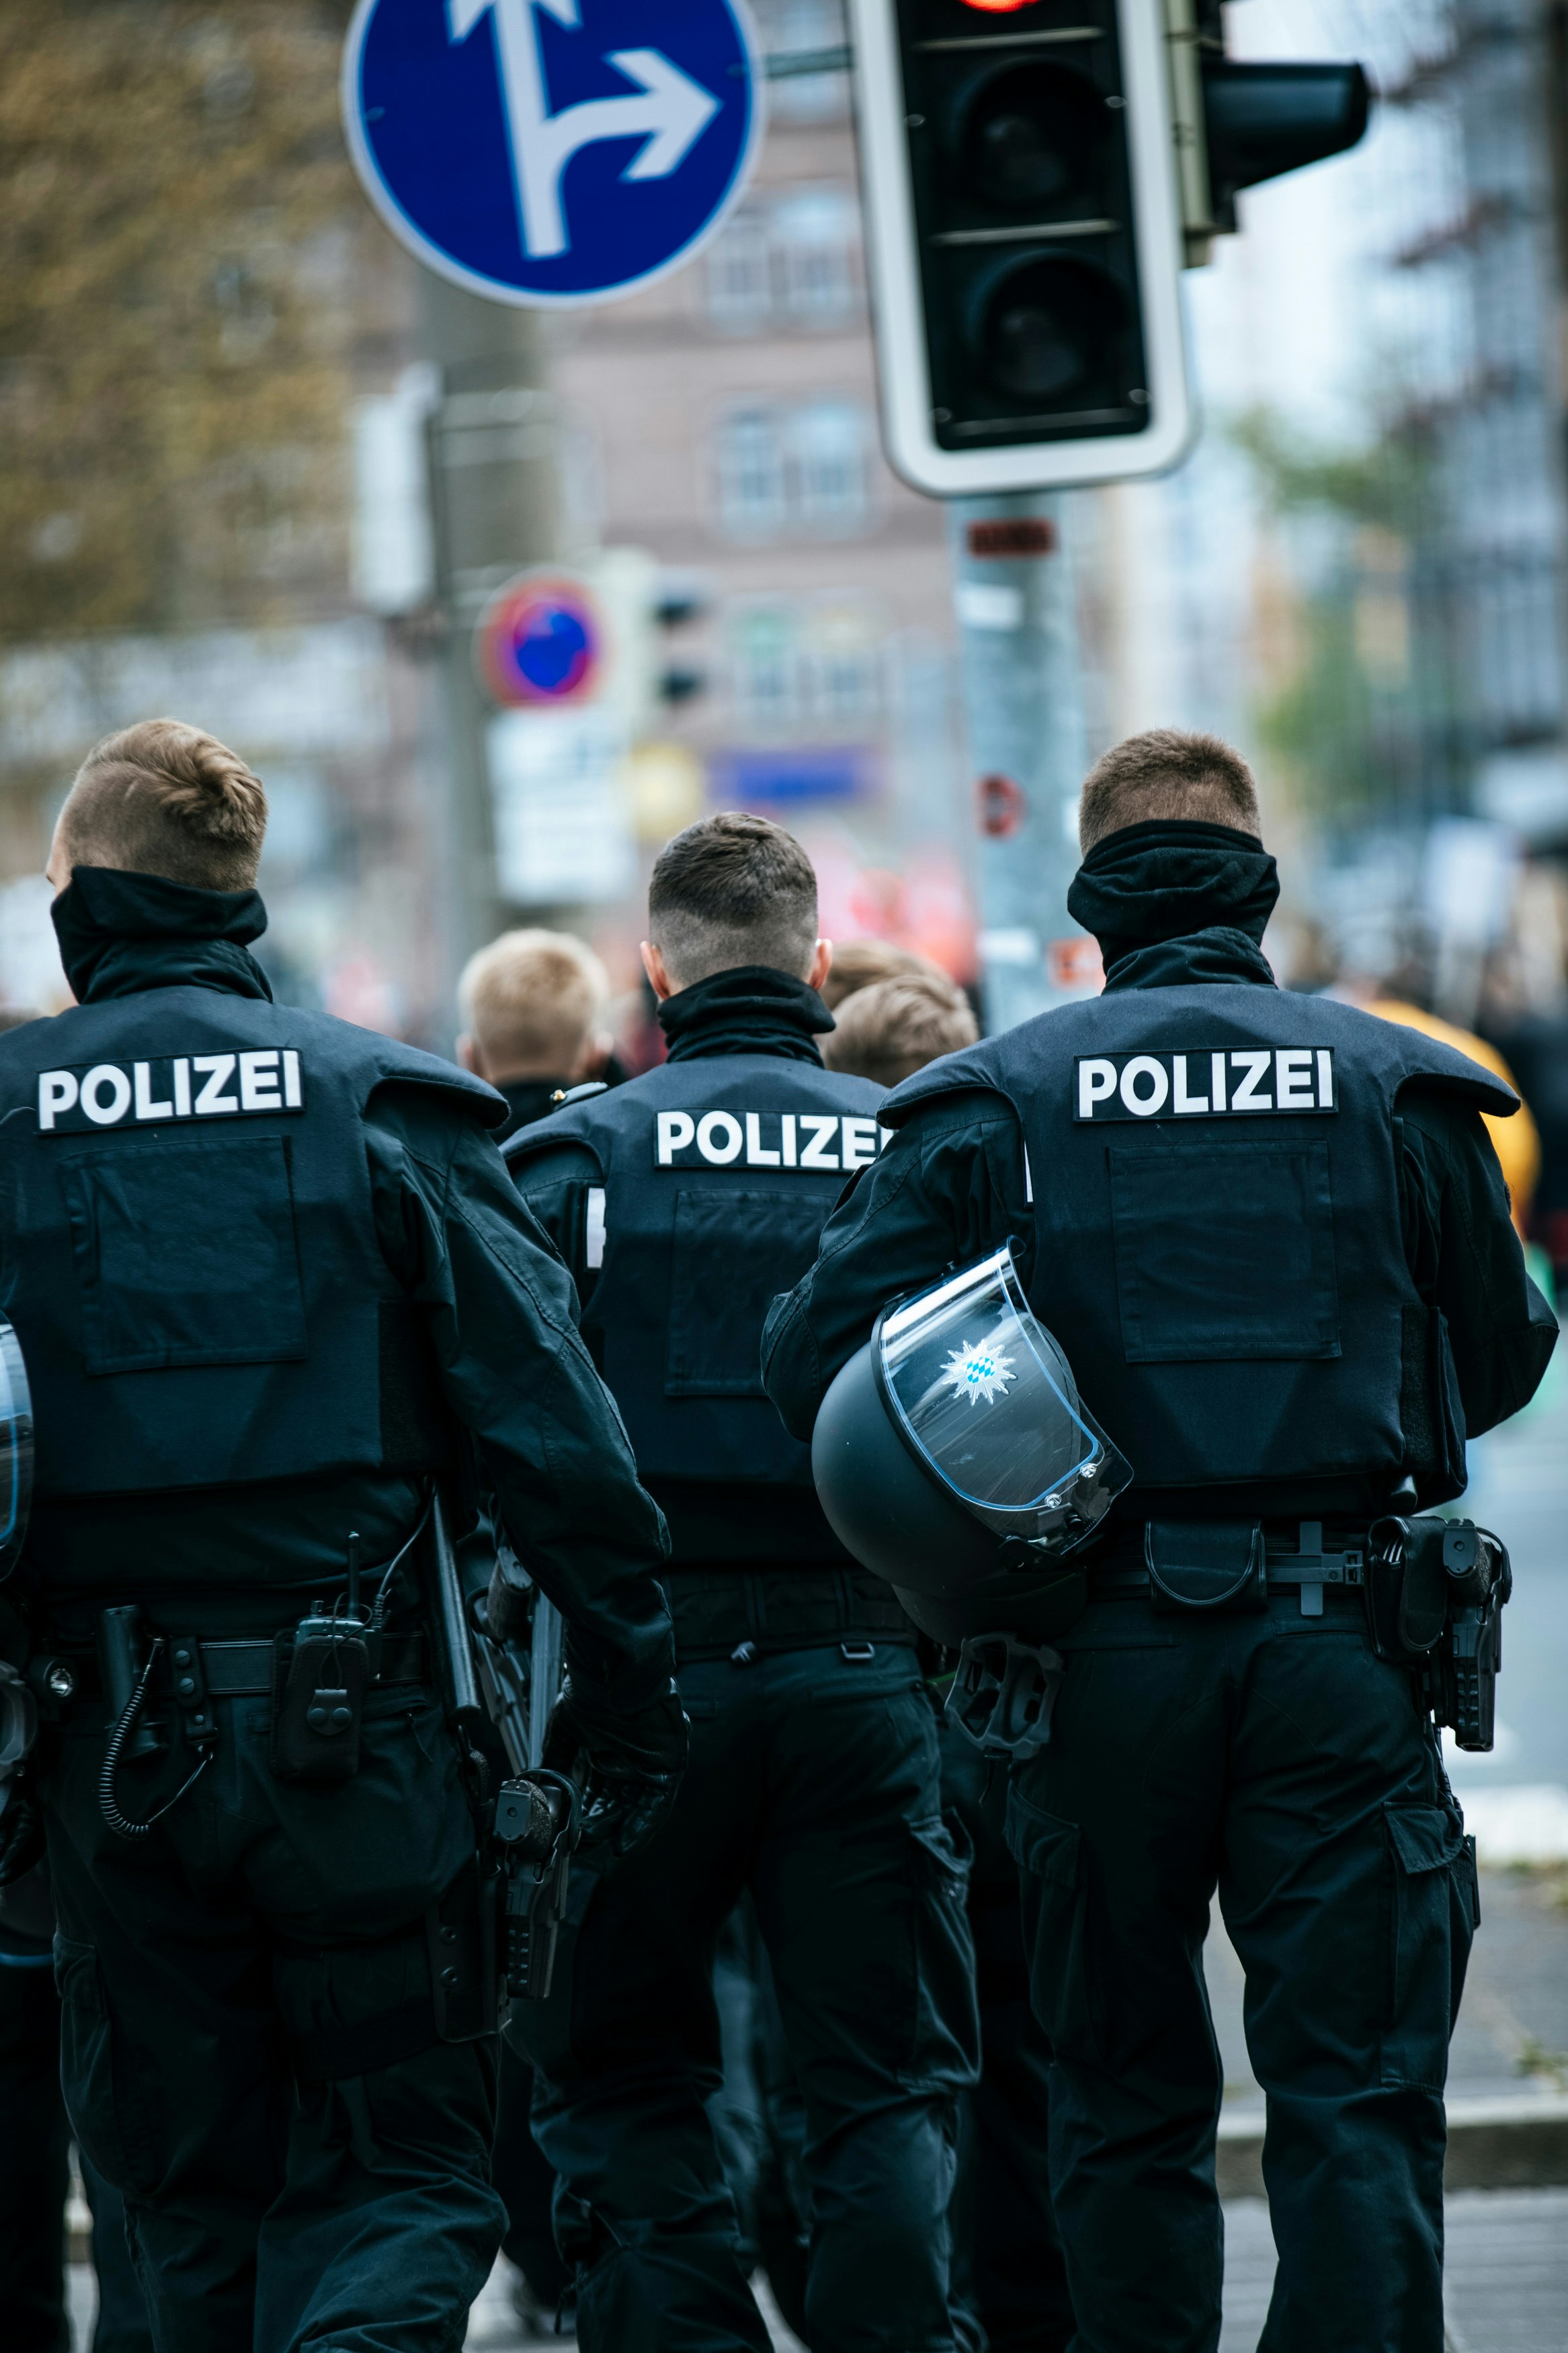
[1145,1521,1266,1613]
[271,1616,368,1784]
[1364,1515,1451,1662]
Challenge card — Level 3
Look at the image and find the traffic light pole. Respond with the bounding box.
[950,493,1093,1035]
[418,272,559,1008]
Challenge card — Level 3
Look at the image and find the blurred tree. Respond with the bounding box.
[0,1,390,643]
[1231,405,1459,825]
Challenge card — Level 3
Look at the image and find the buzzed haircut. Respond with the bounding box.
[819,937,944,1013]
[821,971,979,1090]
[55,719,267,892]
[458,928,610,1078]
[648,811,818,988]
[1078,729,1261,853]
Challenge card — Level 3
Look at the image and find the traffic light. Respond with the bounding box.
[849,0,1370,498]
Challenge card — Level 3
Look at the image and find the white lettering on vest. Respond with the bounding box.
[780,1113,798,1167]
[1120,1056,1169,1117]
[656,1111,696,1165]
[697,1111,744,1165]
[745,1111,780,1167]
[193,1054,239,1115]
[134,1061,173,1121]
[81,1065,132,1125]
[38,1071,79,1130]
[798,1115,840,1171]
[1072,1049,1338,1123]
[32,1049,308,1134]
[585,1186,606,1270]
[841,1116,878,1169]
[1171,1054,1208,1115]
[1229,1050,1272,1110]
[239,1049,282,1111]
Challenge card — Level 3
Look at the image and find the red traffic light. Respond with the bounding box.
[959,0,1034,11]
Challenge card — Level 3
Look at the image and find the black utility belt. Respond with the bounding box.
[661,1566,917,1663]
[1089,1521,1367,1618]
[65,1629,429,1704]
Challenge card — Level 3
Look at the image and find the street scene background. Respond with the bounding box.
[4,1,1567,2346]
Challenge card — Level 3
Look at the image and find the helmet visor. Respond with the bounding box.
[876,1244,1130,1548]
[0,1322,32,1583]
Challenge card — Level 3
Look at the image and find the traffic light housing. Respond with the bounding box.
[850,0,1371,498]
[850,0,1194,497]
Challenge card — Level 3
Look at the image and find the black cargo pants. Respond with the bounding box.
[511,1636,980,2353]
[40,1675,505,2353]
[1009,1584,1475,2353]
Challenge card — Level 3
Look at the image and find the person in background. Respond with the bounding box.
[818,936,950,1013]
[457,928,619,1140]
[822,967,979,1092]
[1341,981,1542,1238]
[0,1006,44,1033]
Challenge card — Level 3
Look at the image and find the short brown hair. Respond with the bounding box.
[56,719,267,891]
[458,928,610,1078]
[1079,729,1260,852]
[819,937,946,1012]
[821,971,978,1090]
[649,811,817,987]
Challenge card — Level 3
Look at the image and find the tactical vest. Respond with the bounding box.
[507,1055,885,1497]
[0,989,502,1499]
[883,986,1517,1504]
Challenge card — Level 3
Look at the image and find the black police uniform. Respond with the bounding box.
[503,965,980,2353]
[764,824,1560,2353]
[0,867,673,2353]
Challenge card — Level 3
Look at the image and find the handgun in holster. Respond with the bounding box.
[491,1769,579,2003]
[1364,1515,1512,1751]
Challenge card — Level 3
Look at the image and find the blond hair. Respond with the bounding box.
[821,971,978,1090]
[1079,729,1260,853]
[56,719,267,891]
[458,928,611,1080]
[819,937,944,1013]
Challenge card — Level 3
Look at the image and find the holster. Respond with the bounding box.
[1365,1515,1512,1752]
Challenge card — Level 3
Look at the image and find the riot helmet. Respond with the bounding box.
[0,1322,32,1583]
[812,1243,1130,1640]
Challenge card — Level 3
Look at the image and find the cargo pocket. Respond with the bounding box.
[899,1812,979,2091]
[1005,1786,1100,2062]
[54,1935,157,2196]
[1380,1804,1473,2090]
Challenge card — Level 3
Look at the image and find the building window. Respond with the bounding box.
[712,398,875,541]
[714,406,788,537]
[788,399,872,535]
[704,201,772,331]
[773,187,859,325]
[729,603,802,730]
[754,0,849,123]
[803,600,880,725]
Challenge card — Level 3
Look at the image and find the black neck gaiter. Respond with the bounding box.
[657,965,831,1066]
[1065,820,1280,992]
[51,867,274,1006]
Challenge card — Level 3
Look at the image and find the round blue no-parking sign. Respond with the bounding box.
[342,0,763,308]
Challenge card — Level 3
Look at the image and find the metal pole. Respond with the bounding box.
[418,274,561,1000]
[948,491,1092,1036]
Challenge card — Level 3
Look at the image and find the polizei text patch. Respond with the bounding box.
[36,1050,304,1133]
[1073,1049,1336,1123]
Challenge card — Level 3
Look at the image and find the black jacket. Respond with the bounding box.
[4,870,672,1708]
[764,827,1558,1514]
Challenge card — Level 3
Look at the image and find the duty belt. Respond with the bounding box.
[661,1566,917,1663]
[63,1629,429,1703]
[1089,1521,1367,1618]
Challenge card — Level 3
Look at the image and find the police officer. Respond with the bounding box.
[499,811,979,2352]
[0,719,681,2353]
[764,730,1559,2353]
[456,926,620,1140]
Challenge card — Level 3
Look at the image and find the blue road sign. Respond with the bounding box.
[342,0,762,307]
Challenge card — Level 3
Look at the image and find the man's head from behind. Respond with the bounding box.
[46,719,267,895]
[457,928,612,1087]
[643,811,829,999]
[1078,728,1261,855]
[821,971,979,1090]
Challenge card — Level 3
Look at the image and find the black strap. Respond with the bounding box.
[62,1632,429,1703]
[661,1568,916,1662]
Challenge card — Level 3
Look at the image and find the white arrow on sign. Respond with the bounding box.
[448,0,721,262]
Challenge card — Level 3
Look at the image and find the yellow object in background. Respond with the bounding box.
[1370,1000,1541,1234]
